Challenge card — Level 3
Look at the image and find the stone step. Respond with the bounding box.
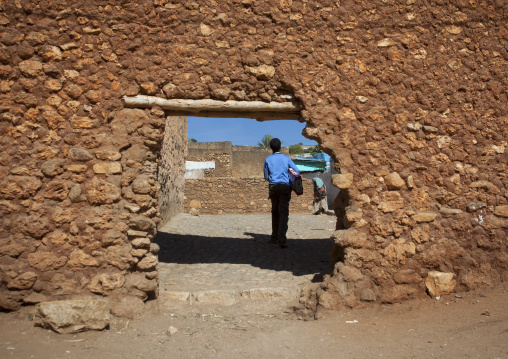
[160,286,300,307]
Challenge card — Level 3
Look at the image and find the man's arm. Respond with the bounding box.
[263,160,269,181]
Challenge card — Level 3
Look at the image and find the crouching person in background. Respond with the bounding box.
[312,177,333,215]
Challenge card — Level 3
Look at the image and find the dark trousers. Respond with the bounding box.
[269,184,292,244]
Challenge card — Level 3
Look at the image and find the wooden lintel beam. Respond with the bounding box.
[163,111,302,122]
[123,95,301,114]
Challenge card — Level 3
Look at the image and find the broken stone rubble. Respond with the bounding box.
[34,299,111,334]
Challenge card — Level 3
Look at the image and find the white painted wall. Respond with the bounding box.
[185,161,215,179]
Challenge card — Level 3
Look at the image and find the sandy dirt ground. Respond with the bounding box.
[1,282,507,359]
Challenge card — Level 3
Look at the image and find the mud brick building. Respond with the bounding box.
[0,1,506,312]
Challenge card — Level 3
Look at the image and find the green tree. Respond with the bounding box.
[304,145,322,156]
[289,143,304,154]
[258,134,273,148]
[188,138,197,142]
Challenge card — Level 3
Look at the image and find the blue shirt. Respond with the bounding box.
[264,153,300,185]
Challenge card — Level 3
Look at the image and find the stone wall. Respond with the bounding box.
[185,177,313,214]
[187,141,233,177]
[158,116,187,227]
[0,0,506,312]
[187,141,286,178]
[231,145,277,178]
[185,143,305,215]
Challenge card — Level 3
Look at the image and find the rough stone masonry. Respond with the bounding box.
[0,0,506,312]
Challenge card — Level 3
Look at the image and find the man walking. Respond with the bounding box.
[263,138,300,248]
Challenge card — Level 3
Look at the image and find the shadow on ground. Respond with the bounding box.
[154,230,334,281]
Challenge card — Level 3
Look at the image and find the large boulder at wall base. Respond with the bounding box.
[425,271,456,297]
[34,300,111,334]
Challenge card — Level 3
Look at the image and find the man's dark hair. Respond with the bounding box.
[269,138,281,153]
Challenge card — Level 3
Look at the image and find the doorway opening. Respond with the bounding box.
[125,95,337,309]
[182,116,323,216]
[156,117,336,309]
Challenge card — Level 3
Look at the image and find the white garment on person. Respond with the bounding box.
[312,197,329,214]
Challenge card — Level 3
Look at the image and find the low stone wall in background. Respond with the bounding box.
[184,178,315,215]
[186,142,233,178]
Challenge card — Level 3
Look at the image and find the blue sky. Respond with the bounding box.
[187,117,317,147]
